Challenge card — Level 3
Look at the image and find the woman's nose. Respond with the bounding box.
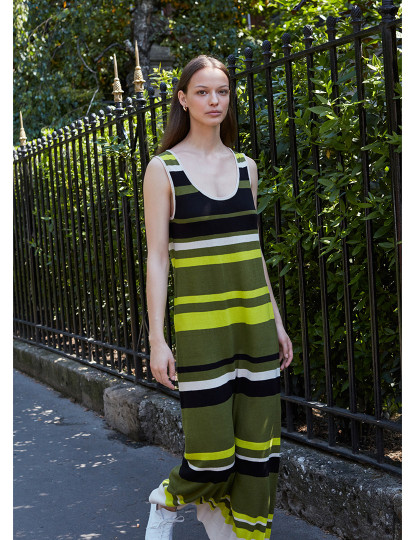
[209,92,219,105]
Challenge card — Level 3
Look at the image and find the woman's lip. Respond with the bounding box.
[207,111,221,115]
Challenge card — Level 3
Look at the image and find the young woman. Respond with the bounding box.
[143,55,293,540]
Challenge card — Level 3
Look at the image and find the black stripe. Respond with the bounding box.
[180,377,280,409]
[170,169,192,187]
[235,455,280,477]
[179,458,235,484]
[173,188,255,221]
[170,212,258,240]
[239,165,250,182]
[177,352,279,374]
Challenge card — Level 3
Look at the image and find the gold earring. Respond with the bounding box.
[183,105,187,112]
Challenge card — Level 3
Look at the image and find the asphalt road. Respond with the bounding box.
[13,369,339,540]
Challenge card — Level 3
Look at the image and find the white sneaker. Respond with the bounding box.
[145,503,184,540]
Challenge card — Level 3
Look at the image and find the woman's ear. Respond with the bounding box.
[177,89,187,108]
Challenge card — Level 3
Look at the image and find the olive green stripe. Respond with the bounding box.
[174,319,279,369]
[172,256,267,297]
[175,184,199,196]
[172,210,256,224]
[173,179,251,197]
[239,179,251,188]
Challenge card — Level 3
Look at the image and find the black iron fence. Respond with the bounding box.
[13,2,401,475]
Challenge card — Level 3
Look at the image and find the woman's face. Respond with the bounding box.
[178,66,230,126]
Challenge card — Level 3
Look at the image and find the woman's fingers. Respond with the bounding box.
[150,352,176,390]
[168,357,177,382]
[279,336,293,371]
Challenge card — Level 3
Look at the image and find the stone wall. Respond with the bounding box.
[13,338,402,539]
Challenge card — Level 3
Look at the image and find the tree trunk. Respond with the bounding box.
[128,0,167,91]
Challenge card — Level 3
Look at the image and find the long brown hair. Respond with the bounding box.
[156,55,237,154]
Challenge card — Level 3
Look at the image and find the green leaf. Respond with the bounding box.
[308,106,333,116]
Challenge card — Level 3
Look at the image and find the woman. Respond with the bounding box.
[143,54,293,540]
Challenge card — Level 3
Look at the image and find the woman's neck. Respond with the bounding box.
[180,123,224,155]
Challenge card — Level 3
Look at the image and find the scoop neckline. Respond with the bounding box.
[167,147,240,201]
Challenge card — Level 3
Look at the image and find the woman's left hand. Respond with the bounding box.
[276,323,293,371]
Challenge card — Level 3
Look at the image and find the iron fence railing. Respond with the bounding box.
[13,1,402,475]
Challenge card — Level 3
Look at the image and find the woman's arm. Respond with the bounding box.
[245,156,293,371]
[143,158,177,389]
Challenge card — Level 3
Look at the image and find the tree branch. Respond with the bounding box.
[28,16,54,41]
[76,38,97,74]
[93,42,123,64]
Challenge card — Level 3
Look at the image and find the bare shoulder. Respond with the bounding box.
[144,156,170,191]
[244,155,257,169]
[244,155,258,187]
[145,155,167,175]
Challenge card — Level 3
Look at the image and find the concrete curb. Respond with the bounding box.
[13,338,402,540]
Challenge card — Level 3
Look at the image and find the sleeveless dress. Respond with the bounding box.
[148,148,281,540]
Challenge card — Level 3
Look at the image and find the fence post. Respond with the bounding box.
[131,43,152,377]
[226,54,240,152]
[378,0,402,352]
[303,25,335,446]
[282,32,312,438]
[112,55,141,378]
[19,113,40,343]
[326,15,359,453]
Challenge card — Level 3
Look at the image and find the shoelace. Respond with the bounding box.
[153,515,184,528]
[153,514,184,540]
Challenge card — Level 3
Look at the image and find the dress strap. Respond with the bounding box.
[233,152,252,188]
[154,151,187,221]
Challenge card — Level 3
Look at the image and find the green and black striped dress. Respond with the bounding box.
[148,148,281,540]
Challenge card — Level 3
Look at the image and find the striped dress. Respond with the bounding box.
[148,148,281,540]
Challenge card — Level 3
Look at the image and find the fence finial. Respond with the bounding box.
[19,111,27,146]
[112,54,124,103]
[379,0,399,21]
[133,41,145,94]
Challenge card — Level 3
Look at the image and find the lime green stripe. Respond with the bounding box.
[159,153,178,165]
[235,436,281,451]
[163,484,175,507]
[185,444,235,461]
[175,303,274,332]
[171,248,262,269]
[174,286,269,306]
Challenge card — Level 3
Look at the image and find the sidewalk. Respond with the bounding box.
[13,368,338,540]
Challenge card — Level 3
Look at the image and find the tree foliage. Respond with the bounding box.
[13,0,133,143]
[14,1,402,144]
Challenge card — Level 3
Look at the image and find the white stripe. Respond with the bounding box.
[235,452,281,462]
[169,233,259,252]
[234,515,273,527]
[187,461,235,472]
[178,367,280,392]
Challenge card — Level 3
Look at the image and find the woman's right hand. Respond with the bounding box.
[149,341,177,390]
